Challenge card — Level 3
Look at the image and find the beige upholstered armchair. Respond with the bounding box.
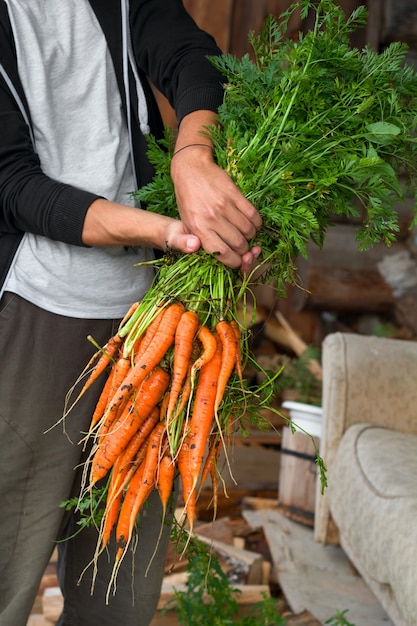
[314,332,417,626]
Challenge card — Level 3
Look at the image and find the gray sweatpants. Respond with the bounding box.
[0,293,172,626]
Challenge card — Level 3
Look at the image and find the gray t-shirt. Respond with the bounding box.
[4,0,154,318]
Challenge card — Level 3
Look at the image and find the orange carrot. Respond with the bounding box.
[200,433,223,518]
[178,333,223,531]
[108,353,132,399]
[190,325,217,386]
[133,306,165,363]
[116,422,165,552]
[132,333,143,356]
[171,363,192,421]
[199,434,223,489]
[117,407,160,476]
[102,302,184,431]
[156,451,176,519]
[144,448,176,577]
[100,454,127,549]
[113,462,144,566]
[166,363,192,457]
[215,320,238,415]
[90,367,170,485]
[112,439,150,506]
[80,333,124,396]
[188,333,223,482]
[166,310,199,423]
[100,424,155,550]
[119,300,140,327]
[176,436,196,529]
[122,437,149,480]
[134,303,184,371]
[158,389,170,422]
[84,299,137,398]
[192,325,217,372]
[96,395,128,442]
[91,352,132,433]
[89,366,117,430]
[96,373,136,441]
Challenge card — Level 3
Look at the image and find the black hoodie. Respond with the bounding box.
[0,0,224,288]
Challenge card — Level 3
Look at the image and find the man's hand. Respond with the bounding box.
[171,142,262,270]
[170,109,262,272]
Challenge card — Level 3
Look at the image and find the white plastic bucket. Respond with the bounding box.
[281,400,322,438]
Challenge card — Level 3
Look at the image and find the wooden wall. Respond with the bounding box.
[183,0,300,57]
[183,0,372,58]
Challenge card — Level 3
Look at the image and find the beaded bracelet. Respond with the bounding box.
[172,143,214,158]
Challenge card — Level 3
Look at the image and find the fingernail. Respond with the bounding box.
[187,236,199,251]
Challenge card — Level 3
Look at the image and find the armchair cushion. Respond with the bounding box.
[329,423,417,626]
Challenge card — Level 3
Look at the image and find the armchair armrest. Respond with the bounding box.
[314,332,417,544]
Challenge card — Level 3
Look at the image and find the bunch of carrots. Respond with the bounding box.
[62,0,416,591]
[66,251,259,591]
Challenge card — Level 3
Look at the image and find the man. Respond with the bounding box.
[0,1,261,624]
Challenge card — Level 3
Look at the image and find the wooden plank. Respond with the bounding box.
[241,496,279,512]
[194,516,235,545]
[291,224,402,313]
[244,509,395,626]
[242,496,315,528]
[278,427,319,515]
[195,534,266,585]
